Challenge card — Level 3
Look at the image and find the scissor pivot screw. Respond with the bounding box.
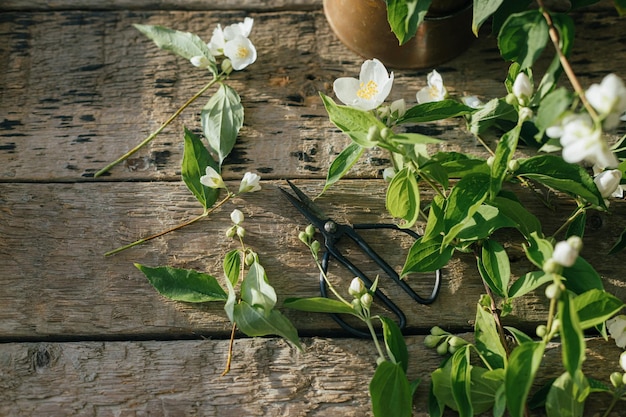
[324,221,337,233]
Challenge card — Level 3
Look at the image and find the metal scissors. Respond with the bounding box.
[279,180,442,337]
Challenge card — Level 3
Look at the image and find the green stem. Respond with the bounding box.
[312,253,353,307]
[366,316,386,362]
[105,193,232,256]
[94,75,223,178]
[551,205,586,239]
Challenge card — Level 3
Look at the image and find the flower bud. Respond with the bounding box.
[545,283,562,300]
[230,209,244,225]
[551,240,579,267]
[594,169,622,198]
[610,372,624,388]
[448,336,466,347]
[620,351,626,372]
[367,125,380,143]
[551,318,561,333]
[542,258,559,274]
[244,251,255,266]
[376,357,386,366]
[221,58,233,75]
[298,231,308,244]
[351,298,362,312]
[566,236,583,253]
[236,226,245,238]
[310,240,321,256]
[430,326,447,336]
[349,277,366,297]
[512,72,533,105]
[505,93,518,106]
[507,159,520,173]
[486,155,495,168]
[390,98,406,117]
[360,293,373,309]
[536,324,547,338]
[607,315,626,349]
[436,341,449,356]
[424,334,442,348]
[380,127,391,140]
[518,107,533,122]
[305,224,316,238]
[226,225,237,238]
[382,167,396,182]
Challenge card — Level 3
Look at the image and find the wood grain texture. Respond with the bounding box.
[1,180,626,340]
[1,336,624,416]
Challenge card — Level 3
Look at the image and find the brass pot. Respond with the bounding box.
[323,0,473,69]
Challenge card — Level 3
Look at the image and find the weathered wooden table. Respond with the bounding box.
[1,1,625,415]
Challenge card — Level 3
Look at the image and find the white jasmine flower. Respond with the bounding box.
[239,172,261,193]
[557,114,618,169]
[607,315,626,349]
[333,59,394,111]
[512,72,533,105]
[416,70,447,104]
[461,95,483,109]
[199,166,225,189]
[585,73,626,130]
[621,351,626,372]
[223,35,257,70]
[550,236,582,268]
[230,209,244,225]
[348,277,366,297]
[190,55,212,69]
[208,17,254,57]
[594,169,623,198]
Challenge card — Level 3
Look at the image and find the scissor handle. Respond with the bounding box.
[320,249,407,338]
[344,223,441,304]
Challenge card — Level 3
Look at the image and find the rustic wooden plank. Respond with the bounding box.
[0,0,322,12]
[0,336,623,416]
[1,180,625,340]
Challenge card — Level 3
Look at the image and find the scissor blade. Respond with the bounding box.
[278,181,328,229]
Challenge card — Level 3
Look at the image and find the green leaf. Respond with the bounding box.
[370,361,412,417]
[443,173,490,245]
[492,195,542,239]
[523,232,553,269]
[478,239,510,298]
[386,167,420,228]
[385,0,431,45]
[223,249,241,287]
[505,341,546,417]
[534,88,573,139]
[422,194,446,242]
[608,227,626,254]
[431,360,501,414]
[545,371,589,417]
[508,270,552,299]
[439,156,490,178]
[614,0,626,15]
[379,316,409,372]
[516,155,605,208]
[559,292,585,377]
[574,289,625,330]
[233,301,302,350]
[135,263,227,302]
[562,257,604,294]
[390,132,443,145]
[398,99,474,124]
[566,210,586,239]
[472,0,504,35]
[182,127,219,209]
[240,261,277,313]
[322,143,364,194]
[283,297,356,315]
[497,10,549,68]
[468,98,518,135]
[534,15,574,101]
[201,84,244,166]
[490,124,521,199]
[402,235,455,275]
[504,326,534,344]
[320,93,385,148]
[475,301,507,369]
[133,24,216,72]
[450,346,473,417]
